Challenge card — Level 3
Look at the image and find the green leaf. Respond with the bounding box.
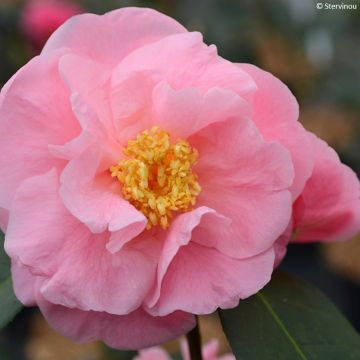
[0,231,10,283]
[0,231,23,329]
[101,345,137,360]
[219,271,360,360]
[0,277,22,329]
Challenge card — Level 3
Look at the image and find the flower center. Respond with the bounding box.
[110,126,201,229]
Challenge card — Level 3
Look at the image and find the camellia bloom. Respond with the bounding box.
[136,339,235,360]
[21,0,83,52]
[1,7,359,350]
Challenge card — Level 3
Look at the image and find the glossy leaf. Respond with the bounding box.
[219,271,360,360]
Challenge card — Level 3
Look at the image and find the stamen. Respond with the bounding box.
[110,127,201,229]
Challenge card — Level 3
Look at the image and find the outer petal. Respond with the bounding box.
[238,63,314,199]
[5,170,158,315]
[0,51,79,209]
[273,221,293,268]
[148,241,275,316]
[0,207,8,232]
[36,293,195,350]
[42,7,187,65]
[117,32,256,97]
[11,261,37,306]
[293,134,360,242]
[146,207,231,311]
[189,117,294,258]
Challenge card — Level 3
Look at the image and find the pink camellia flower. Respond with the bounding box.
[136,339,235,360]
[0,7,359,349]
[21,0,83,52]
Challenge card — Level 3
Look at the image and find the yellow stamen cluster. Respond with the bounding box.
[110,126,201,229]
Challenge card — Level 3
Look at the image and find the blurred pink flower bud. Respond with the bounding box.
[21,0,83,52]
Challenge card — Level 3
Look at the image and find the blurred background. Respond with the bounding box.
[0,0,359,359]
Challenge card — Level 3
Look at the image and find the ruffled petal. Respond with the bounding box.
[293,134,360,242]
[189,116,294,258]
[6,169,158,315]
[238,64,314,199]
[42,7,187,66]
[117,32,256,97]
[111,69,251,143]
[146,207,230,310]
[37,292,195,350]
[150,84,251,139]
[11,261,37,306]
[148,241,274,315]
[0,51,79,209]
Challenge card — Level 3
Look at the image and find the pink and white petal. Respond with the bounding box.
[135,347,171,360]
[146,207,230,309]
[37,293,196,350]
[60,145,147,235]
[42,7,187,66]
[238,63,314,199]
[293,134,360,242]
[11,261,37,306]
[148,242,274,316]
[117,32,256,96]
[0,51,79,209]
[150,83,251,139]
[190,117,293,258]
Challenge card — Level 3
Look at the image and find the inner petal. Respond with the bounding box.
[110,127,201,229]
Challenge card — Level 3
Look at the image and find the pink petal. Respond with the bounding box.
[36,292,195,350]
[273,221,293,268]
[181,339,223,360]
[148,241,274,316]
[59,54,114,131]
[5,169,75,275]
[117,32,256,96]
[0,51,79,209]
[42,7,187,66]
[293,134,360,242]
[110,69,251,143]
[60,145,147,235]
[110,70,160,143]
[136,347,171,360]
[238,64,314,199]
[150,83,251,139]
[190,117,294,258]
[0,207,8,232]
[40,233,161,315]
[146,207,230,310]
[5,169,158,315]
[11,261,37,306]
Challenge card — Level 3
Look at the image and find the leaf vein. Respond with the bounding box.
[257,292,308,360]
